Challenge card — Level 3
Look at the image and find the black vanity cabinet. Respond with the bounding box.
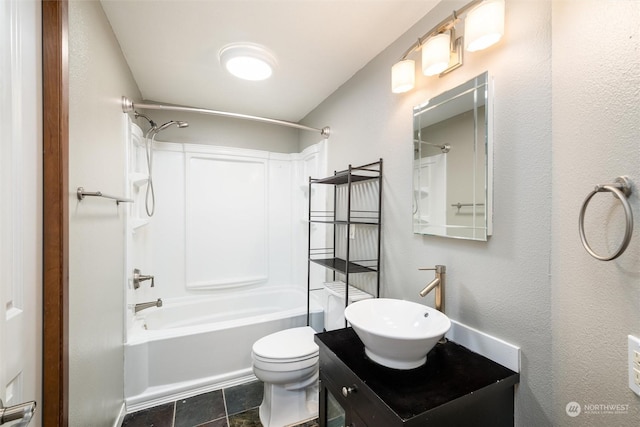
[316,328,519,427]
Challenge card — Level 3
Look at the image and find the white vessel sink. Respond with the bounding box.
[344,298,451,370]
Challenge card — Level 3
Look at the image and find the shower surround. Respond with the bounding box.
[124,118,326,409]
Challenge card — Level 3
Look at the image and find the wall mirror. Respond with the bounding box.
[413,71,492,241]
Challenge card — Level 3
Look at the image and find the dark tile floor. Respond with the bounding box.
[121,380,319,427]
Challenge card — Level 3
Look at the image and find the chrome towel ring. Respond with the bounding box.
[579,176,633,261]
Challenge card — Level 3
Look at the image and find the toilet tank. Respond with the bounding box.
[323,281,373,331]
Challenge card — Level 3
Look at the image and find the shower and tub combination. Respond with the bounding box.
[121,99,329,411]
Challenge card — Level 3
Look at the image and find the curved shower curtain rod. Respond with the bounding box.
[122,96,331,138]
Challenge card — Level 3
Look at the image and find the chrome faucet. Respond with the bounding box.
[133,268,154,289]
[419,265,445,313]
[134,298,162,313]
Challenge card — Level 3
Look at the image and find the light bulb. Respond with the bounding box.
[391,60,415,93]
[219,43,277,81]
[422,33,451,76]
[464,0,505,52]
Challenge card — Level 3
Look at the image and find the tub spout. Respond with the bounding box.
[135,298,162,314]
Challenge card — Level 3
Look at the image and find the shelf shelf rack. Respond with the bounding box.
[307,159,383,327]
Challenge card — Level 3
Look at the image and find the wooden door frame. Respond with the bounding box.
[42,0,69,425]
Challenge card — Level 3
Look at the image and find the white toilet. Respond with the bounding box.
[251,326,319,427]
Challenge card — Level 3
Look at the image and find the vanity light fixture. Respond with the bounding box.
[422,33,451,76]
[391,0,505,93]
[465,0,506,51]
[219,42,277,81]
[391,59,416,94]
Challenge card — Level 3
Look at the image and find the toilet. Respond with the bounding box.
[251,326,319,427]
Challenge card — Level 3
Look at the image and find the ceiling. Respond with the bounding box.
[101,0,440,122]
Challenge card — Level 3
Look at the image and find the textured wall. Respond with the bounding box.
[68,1,141,425]
[301,0,554,424]
[552,1,640,425]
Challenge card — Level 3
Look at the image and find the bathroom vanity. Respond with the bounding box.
[315,328,519,427]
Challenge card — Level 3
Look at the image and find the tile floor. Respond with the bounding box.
[121,380,319,427]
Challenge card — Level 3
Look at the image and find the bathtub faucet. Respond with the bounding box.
[134,298,162,314]
[133,268,154,289]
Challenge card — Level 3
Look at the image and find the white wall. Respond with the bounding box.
[68,1,141,424]
[552,1,640,425]
[301,0,553,424]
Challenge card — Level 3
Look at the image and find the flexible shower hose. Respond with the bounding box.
[145,133,156,217]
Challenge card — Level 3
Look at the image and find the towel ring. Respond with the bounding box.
[578,176,633,261]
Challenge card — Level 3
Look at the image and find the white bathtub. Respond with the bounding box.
[124,287,323,412]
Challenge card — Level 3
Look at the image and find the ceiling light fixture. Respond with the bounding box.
[219,43,277,81]
[391,0,505,93]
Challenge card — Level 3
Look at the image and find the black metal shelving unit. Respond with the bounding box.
[307,159,383,327]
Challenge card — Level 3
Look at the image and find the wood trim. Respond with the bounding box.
[42,1,69,426]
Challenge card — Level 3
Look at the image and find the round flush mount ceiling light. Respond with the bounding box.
[219,43,277,81]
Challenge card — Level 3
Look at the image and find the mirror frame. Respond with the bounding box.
[412,71,493,241]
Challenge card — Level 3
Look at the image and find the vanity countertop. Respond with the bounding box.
[315,327,519,425]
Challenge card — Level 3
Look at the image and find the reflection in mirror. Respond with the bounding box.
[413,72,492,241]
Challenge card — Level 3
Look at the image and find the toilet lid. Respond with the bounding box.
[252,326,319,360]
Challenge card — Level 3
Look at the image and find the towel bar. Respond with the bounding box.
[76,187,133,205]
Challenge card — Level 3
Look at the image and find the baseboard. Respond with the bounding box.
[445,319,520,372]
[113,402,126,427]
[125,373,258,413]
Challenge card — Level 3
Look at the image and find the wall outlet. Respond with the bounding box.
[628,335,640,395]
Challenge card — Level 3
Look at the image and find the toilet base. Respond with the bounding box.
[259,381,319,427]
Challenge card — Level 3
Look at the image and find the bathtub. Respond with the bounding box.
[124,287,323,412]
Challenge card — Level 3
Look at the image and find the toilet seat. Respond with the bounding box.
[252,326,319,363]
[252,354,318,374]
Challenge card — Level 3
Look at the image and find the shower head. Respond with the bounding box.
[143,119,189,218]
[155,120,189,133]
